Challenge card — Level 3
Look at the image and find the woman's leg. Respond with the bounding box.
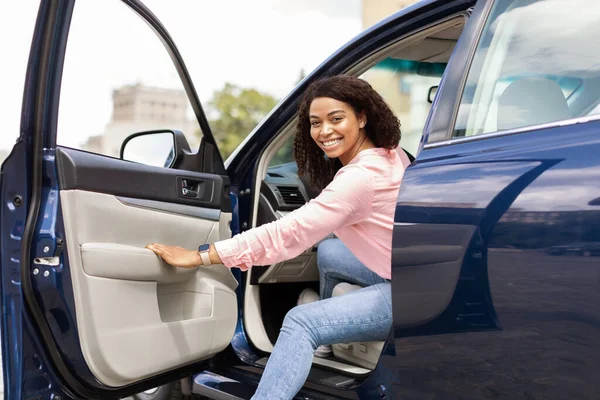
[252,282,392,400]
[317,238,386,299]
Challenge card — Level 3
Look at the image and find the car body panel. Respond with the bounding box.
[384,0,600,395]
[388,119,600,399]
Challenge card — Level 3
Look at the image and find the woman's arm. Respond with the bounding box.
[214,164,375,269]
[147,164,374,269]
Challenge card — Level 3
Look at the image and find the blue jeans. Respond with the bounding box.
[252,239,391,399]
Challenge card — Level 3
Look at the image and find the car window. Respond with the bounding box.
[57,0,202,159]
[269,139,294,167]
[360,58,446,156]
[453,0,600,138]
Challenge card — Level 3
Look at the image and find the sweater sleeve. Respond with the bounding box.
[214,164,375,270]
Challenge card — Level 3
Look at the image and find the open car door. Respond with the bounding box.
[0,1,238,398]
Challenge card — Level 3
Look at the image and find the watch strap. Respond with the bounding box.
[199,251,211,266]
[198,244,212,266]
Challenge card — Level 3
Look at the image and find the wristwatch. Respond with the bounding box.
[198,244,212,266]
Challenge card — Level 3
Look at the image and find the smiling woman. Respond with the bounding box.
[147,75,411,399]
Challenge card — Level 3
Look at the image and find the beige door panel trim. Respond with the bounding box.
[81,243,198,284]
[60,190,237,387]
[78,276,236,386]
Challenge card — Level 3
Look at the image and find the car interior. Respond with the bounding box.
[240,14,468,382]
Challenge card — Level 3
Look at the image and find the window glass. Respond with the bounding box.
[57,0,201,159]
[270,140,295,167]
[454,0,600,138]
[361,58,446,155]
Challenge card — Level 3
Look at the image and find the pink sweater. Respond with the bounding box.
[214,147,411,280]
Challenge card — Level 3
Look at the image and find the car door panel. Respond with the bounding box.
[385,6,600,396]
[0,0,240,397]
[386,124,600,399]
[392,156,555,331]
[55,151,238,387]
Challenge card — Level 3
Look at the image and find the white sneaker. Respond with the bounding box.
[296,288,320,305]
[314,344,333,358]
[296,289,332,358]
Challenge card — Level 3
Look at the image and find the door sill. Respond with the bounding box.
[196,367,359,400]
[255,356,371,377]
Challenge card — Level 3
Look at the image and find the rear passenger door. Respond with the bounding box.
[386,0,600,398]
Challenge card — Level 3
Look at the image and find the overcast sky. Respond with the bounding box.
[0,0,362,152]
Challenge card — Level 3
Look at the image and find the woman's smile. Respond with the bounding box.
[321,138,342,148]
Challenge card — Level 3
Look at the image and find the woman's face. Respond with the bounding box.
[309,97,368,165]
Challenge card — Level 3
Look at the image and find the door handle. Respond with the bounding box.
[181,187,198,198]
[181,179,199,198]
[176,176,215,202]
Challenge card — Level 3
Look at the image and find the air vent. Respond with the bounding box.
[277,186,305,206]
[267,172,284,178]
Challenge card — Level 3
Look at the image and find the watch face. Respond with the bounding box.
[198,244,210,252]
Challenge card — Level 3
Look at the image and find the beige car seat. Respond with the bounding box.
[331,282,384,369]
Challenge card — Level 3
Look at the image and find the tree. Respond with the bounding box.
[202,83,278,159]
[296,68,306,84]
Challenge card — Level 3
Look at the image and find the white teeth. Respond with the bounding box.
[323,139,341,147]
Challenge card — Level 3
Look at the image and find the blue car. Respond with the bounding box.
[2,0,599,399]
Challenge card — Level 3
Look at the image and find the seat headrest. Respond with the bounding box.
[497,77,571,131]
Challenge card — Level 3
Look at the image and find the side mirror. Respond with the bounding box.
[427,85,439,104]
[120,130,189,168]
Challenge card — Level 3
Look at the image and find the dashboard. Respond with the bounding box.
[261,162,311,214]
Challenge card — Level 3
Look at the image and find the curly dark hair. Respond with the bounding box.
[293,75,401,190]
